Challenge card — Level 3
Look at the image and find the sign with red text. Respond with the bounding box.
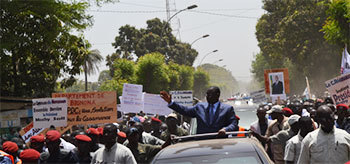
[33,98,68,128]
[19,122,45,143]
[325,73,350,106]
[52,91,117,125]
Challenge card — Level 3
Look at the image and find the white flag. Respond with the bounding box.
[303,87,309,99]
[341,46,350,75]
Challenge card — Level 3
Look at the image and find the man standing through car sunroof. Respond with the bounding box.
[160,86,238,136]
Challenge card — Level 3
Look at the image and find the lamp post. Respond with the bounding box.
[161,5,198,37]
[190,34,209,46]
[199,49,218,66]
[212,59,223,65]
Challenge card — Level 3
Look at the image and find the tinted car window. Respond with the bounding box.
[154,153,262,164]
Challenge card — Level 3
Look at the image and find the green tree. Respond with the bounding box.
[252,0,341,95]
[322,0,350,47]
[81,39,103,91]
[193,69,210,100]
[199,64,238,99]
[113,59,136,82]
[108,18,198,66]
[135,53,170,93]
[0,0,92,97]
[97,70,112,86]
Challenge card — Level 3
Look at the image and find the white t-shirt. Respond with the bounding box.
[91,142,136,164]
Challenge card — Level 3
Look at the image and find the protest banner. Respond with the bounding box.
[143,93,172,115]
[121,83,143,113]
[33,98,68,128]
[19,122,45,143]
[52,91,117,125]
[170,90,193,107]
[250,89,267,103]
[264,68,290,94]
[325,73,350,106]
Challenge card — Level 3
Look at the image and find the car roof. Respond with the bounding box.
[155,138,263,160]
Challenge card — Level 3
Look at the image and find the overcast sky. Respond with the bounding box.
[78,0,265,82]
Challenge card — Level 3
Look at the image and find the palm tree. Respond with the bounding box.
[83,49,103,91]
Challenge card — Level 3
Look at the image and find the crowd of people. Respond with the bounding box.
[0,87,349,164]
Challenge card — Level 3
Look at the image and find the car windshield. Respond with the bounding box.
[154,153,263,164]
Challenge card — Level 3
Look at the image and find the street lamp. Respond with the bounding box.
[212,59,223,64]
[199,49,218,66]
[190,34,210,46]
[161,4,198,37]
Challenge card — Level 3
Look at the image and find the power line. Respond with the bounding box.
[88,9,171,13]
[88,9,259,19]
[189,10,259,19]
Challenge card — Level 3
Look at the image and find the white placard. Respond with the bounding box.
[170,90,193,107]
[121,83,143,113]
[20,122,45,143]
[33,98,68,128]
[250,89,267,103]
[143,93,172,115]
[325,73,350,105]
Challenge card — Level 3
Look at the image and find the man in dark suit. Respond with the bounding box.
[160,86,238,136]
[272,75,284,94]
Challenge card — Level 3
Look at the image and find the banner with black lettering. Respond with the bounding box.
[33,98,68,128]
[325,73,350,106]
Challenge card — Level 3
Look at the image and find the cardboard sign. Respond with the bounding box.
[325,73,350,105]
[19,122,45,143]
[52,91,117,125]
[170,90,193,107]
[143,93,172,115]
[250,89,267,103]
[264,68,290,94]
[121,83,143,113]
[32,98,68,128]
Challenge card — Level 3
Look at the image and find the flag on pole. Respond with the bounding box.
[303,87,309,99]
[341,46,350,75]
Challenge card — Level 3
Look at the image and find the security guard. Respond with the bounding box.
[160,113,188,141]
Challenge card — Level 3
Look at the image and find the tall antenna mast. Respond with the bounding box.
[166,0,170,20]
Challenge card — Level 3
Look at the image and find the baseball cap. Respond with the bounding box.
[266,105,283,114]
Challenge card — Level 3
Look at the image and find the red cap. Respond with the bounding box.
[283,107,294,115]
[336,104,349,110]
[31,135,45,143]
[117,132,126,138]
[46,130,61,142]
[151,117,162,123]
[75,134,92,142]
[2,141,18,153]
[20,149,40,162]
[87,128,99,135]
[97,127,103,135]
[235,115,240,120]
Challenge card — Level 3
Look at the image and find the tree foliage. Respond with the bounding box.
[136,53,170,93]
[252,0,342,95]
[0,0,92,97]
[322,0,350,47]
[199,64,238,99]
[107,18,198,68]
[193,69,210,100]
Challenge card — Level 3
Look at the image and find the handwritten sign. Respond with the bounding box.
[325,73,350,106]
[170,90,193,106]
[19,122,45,143]
[143,93,172,115]
[250,89,267,103]
[33,98,68,128]
[52,91,117,125]
[121,83,143,113]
